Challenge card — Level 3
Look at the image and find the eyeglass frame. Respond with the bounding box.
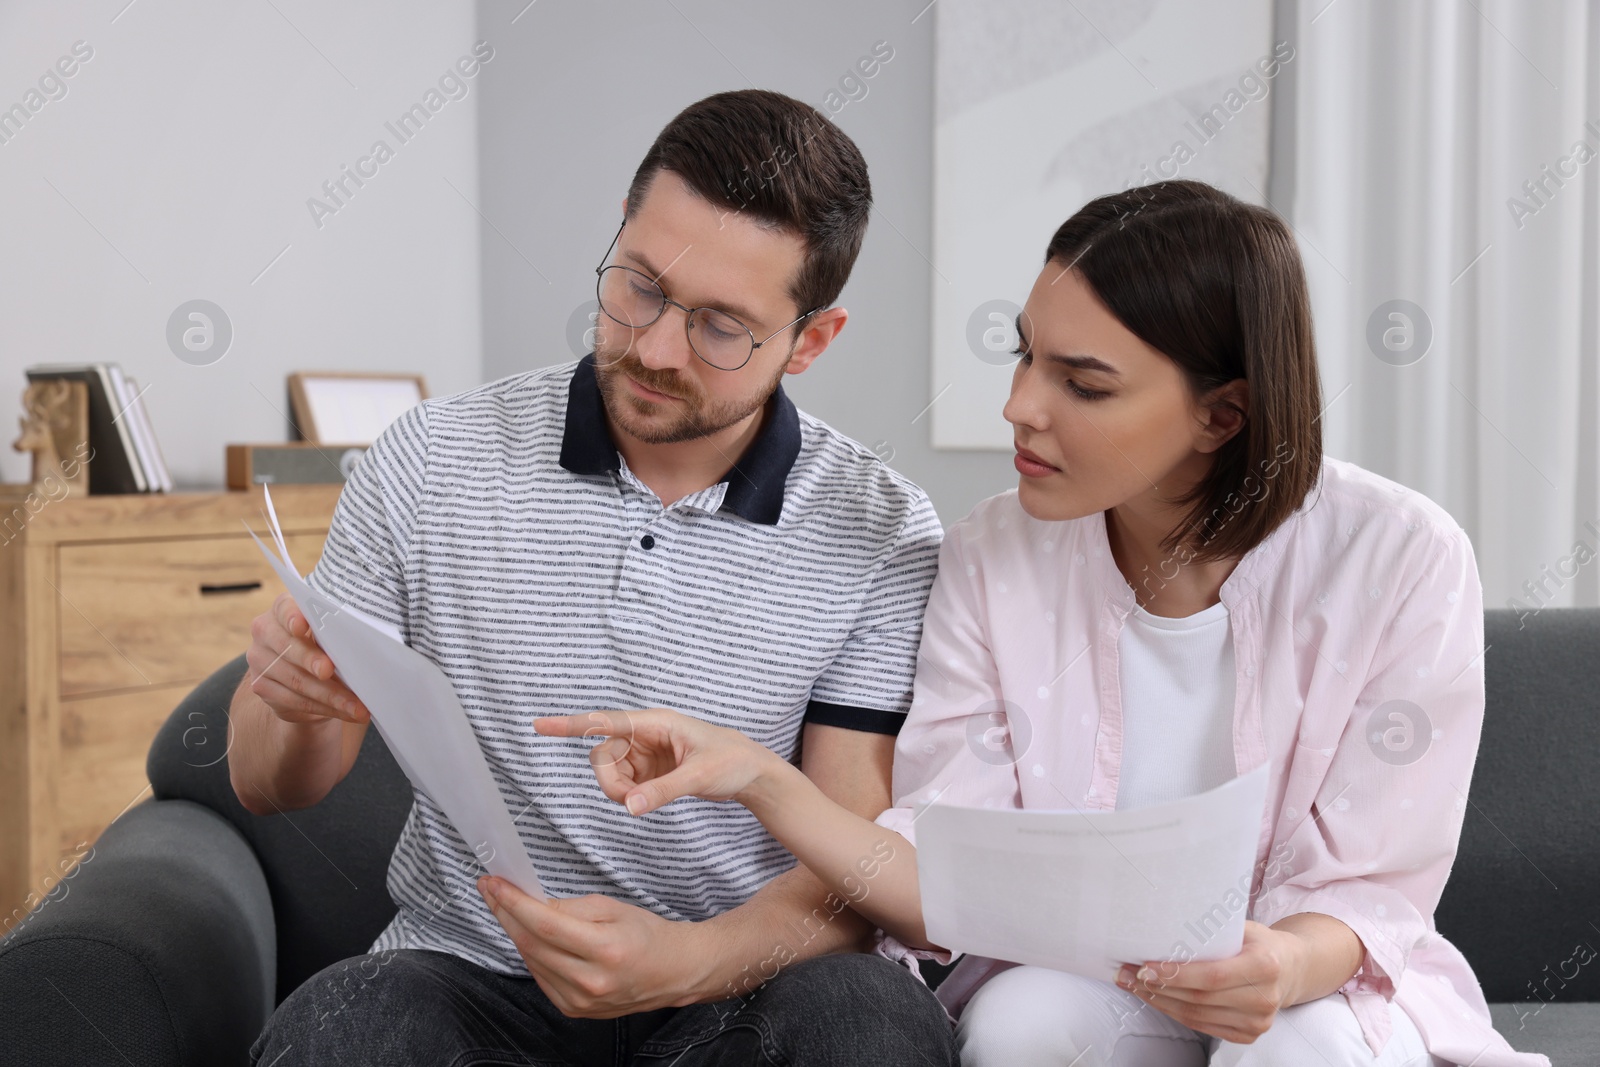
[593,219,826,372]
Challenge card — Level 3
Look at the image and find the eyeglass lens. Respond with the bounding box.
[597,266,753,369]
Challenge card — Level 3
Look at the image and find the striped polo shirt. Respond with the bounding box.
[304,354,944,976]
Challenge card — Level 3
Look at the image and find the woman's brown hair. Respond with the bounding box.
[1044,180,1324,565]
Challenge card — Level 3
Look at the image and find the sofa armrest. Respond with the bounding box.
[0,799,276,1067]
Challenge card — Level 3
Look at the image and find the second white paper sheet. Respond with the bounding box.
[916,763,1269,982]
[245,485,546,900]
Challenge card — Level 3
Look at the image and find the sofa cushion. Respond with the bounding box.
[1490,1002,1600,1061]
[0,800,273,1066]
[1435,609,1600,1007]
[146,654,414,1004]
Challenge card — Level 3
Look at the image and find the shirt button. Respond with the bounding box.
[640,534,656,550]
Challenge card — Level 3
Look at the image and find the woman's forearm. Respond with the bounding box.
[1271,912,1365,1005]
[739,757,936,950]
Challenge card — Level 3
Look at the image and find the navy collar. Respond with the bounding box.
[558,353,802,526]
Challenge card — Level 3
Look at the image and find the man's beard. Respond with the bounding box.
[592,334,789,445]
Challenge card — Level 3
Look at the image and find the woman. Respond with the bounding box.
[524,181,1545,1066]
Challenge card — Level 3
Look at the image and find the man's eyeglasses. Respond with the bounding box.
[593,220,823,371]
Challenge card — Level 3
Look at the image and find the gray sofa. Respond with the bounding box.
[0,608,1594,1064]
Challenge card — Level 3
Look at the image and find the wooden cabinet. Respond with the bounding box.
[0,484,342,923]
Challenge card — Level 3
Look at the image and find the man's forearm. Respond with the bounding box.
[685,858,876,1005]
[228,676,348,814]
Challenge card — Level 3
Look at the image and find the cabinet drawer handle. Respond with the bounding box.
[199,580,263,595]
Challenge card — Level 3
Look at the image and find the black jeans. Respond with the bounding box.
[248,947,958,1066]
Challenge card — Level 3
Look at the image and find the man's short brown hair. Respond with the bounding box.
[626,89,872,325]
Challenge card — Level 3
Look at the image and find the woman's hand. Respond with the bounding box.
[1114,920,1305,1043]
[538,707,933,949]
[533,708,784,815]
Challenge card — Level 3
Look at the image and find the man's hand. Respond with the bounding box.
[231,593,372,815]
[477,876,716,1019]
[1115,920,1302,1043]
[497,714,900,1011]
[247,592,370,726]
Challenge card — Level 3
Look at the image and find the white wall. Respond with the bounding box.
[0,1,484,488]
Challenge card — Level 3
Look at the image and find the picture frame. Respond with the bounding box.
[928,0,1273,449]
[287,371,428,445]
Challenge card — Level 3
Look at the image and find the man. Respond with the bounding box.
[238,89,956,1065]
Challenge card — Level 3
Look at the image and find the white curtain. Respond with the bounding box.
[1284,0,1600,610]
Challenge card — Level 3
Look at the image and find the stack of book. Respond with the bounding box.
[24,362,173,494]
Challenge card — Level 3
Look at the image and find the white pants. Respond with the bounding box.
[956,966,1449,1066]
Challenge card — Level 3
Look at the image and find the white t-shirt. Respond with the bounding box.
[1114,598,1237,810]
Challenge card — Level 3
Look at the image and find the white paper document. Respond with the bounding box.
[246,485,546,900]
[916,764,1269,981]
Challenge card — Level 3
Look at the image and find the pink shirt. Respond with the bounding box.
[873,456,1547,1067]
